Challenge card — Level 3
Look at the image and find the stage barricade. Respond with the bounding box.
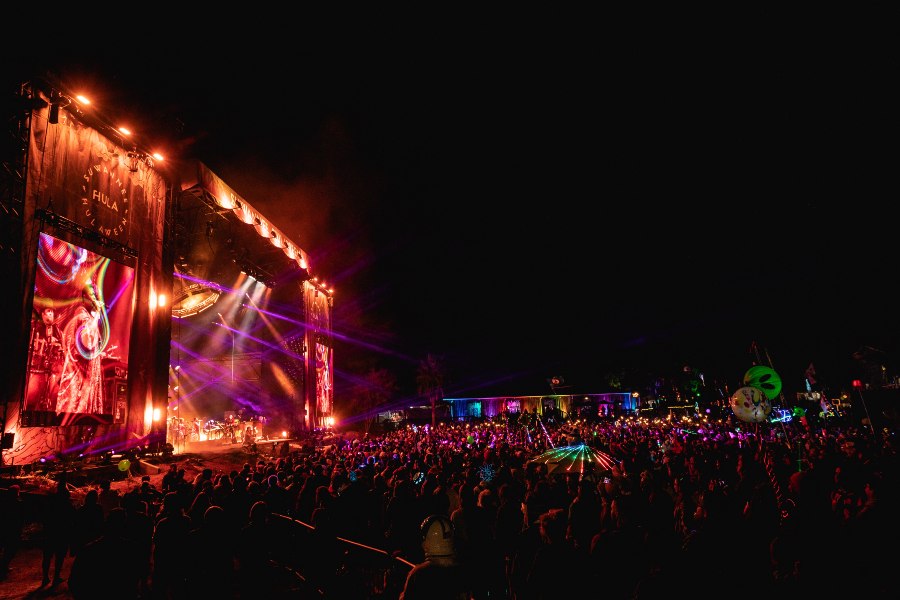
[268,512,414,599]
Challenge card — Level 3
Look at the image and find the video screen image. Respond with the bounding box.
[22,232,135,426]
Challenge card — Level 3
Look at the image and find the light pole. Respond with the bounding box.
[218,313,235,384]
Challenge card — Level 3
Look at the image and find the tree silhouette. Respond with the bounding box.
[352,368,398,435]
[416,354,445,429]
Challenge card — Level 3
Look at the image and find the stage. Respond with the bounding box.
[180,436,298,456]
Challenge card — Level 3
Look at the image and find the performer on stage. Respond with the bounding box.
[243,423,256,444]
[170,418,187,453]
[55,297,111,414]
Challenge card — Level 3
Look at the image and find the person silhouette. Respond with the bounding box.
[41,478,75,587]
[399,514,474,600]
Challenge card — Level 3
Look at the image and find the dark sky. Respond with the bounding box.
[7,40,895,402]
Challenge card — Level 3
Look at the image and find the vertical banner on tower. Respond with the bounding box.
[306,284,333,426]
[316,341,332,417]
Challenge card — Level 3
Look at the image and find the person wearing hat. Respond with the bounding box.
[399,514,474,600]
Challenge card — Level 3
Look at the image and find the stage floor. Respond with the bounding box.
[179,436,296,454]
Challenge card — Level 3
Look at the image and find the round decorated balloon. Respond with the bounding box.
[743,365,782,400]
[118,459,131,472]
[730,385,772,423]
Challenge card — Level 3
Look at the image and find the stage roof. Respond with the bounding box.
[176,162,313,291]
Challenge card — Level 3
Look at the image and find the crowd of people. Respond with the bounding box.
[1,409,896,598]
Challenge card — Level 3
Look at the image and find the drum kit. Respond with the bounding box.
[26,335,64,412]
[203,419,224,440]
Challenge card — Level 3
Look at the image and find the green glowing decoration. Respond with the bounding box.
[743,365,782,400]
[118,459,131,472]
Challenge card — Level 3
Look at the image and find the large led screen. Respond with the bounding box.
[22,232,135,426]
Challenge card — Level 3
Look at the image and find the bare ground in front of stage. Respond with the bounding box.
[136,437,294,492]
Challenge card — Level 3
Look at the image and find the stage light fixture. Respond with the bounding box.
[47,89,70,125]
[126,148,155,172]
[171,282,221,318]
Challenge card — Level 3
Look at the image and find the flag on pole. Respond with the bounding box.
[805,363,817,386]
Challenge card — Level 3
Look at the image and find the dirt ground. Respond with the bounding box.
[0,438,295,600]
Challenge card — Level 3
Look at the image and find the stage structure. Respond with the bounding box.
[173,163,333,436]
[1,75,334,468]
[1,76,171,466]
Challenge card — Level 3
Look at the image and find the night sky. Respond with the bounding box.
[6,39,894,402]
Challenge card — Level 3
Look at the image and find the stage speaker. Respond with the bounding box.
[109,378,128,424]
[1,432,13,449]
